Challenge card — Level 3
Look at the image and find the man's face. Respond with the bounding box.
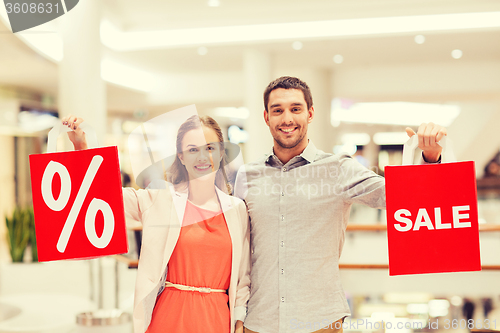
[264,88,314,149]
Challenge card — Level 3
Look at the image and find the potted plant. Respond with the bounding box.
[5,206,37,263]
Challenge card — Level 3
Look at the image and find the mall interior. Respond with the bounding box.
[0,0,500,332]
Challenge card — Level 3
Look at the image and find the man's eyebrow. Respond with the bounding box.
[270,102,304,109]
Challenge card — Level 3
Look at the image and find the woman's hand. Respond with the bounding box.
[235,320,244,333]
[61,115,88,150]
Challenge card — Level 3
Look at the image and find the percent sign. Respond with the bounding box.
[41,155,115,253]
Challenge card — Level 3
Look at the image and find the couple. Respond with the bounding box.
[64,76,447,333]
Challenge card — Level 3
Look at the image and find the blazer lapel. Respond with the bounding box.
[217,188,240,305]
[160,184,185,272]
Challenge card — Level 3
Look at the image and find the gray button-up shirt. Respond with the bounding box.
[234,141,386,333]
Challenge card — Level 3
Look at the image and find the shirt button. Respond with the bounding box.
[281,215,284,221]
[281,191,284,196]
[281,269,284,274]
[282,167,287,172]
[281,297,285,302]
[281,241,284,247]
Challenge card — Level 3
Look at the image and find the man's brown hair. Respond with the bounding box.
[263,76,313,111]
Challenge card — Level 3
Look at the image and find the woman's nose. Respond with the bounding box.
[198,148,210,161]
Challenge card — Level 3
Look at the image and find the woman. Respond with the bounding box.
[63,114,250,333]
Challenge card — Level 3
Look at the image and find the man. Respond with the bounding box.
[234,76,446,333]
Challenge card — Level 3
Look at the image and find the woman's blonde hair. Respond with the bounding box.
[165,115,231,194]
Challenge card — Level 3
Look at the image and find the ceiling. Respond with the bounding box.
[1,0,500,113]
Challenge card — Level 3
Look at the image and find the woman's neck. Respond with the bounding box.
[187,176,219,209]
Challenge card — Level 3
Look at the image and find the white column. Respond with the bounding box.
[57,0,109,308]
[58,0,106,145]
[243,49,272,163]
[301,69,336,154]
[0,135,15,262]
[363,135,380,169]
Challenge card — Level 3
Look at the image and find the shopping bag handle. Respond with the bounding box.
[402,135,457,165]
[47,121,99,153]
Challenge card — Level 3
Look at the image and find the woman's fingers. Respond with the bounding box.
[61,115,84,130]
[72,117,84,131]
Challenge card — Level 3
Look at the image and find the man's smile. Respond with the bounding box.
[279,126,298,134]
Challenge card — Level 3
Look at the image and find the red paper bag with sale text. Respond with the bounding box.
[29,122,127,262]
[385,136,480,276]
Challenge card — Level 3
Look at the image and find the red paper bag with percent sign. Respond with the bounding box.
[385,136,480,276]
[29,122,127,262]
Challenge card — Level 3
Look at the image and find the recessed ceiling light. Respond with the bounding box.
[197,46,208,55]
[208,0,220,7]
[414,35,425,44]
[333,54,343,64]
[451,49,463,59]
[292,41,303,50]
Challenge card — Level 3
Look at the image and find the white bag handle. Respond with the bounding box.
[47,121,98,153]
[402,135,456,165]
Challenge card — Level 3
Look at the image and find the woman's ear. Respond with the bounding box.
[178,153,185,165]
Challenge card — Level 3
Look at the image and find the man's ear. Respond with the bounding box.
[263,109,270,126]
[308,106,315,124]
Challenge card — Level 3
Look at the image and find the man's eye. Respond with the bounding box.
[292,108,301,112]
[273,109,282,113]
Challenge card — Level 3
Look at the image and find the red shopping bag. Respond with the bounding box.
[29,122,127,262]
[385,136,480,276]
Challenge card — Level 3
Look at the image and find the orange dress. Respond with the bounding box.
[146,200,232,333]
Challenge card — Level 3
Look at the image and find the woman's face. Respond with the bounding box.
[178,126,223,182]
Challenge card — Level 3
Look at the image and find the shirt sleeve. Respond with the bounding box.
[339,154,386,209]
[234,165,249,201]
[338,150,440,209]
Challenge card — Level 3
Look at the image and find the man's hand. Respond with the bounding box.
[61,114,88,150]
[235,320,244,333]
[406,123,447,163]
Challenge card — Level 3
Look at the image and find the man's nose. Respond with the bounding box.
[281,109,293,124]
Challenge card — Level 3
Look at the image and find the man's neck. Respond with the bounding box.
[273,139,309,165]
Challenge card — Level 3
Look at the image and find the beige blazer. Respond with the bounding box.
[123,181,250,333]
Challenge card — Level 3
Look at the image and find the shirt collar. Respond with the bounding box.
[265,140,318,164]
[300,141,318,163]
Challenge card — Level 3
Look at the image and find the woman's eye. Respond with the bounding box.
[189,148,198,153]
[208,146,215,151]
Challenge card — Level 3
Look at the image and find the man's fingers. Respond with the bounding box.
[405,127,416,138]
[436,127,447,143]
[425,123,435,147]
[417,123,425,149]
